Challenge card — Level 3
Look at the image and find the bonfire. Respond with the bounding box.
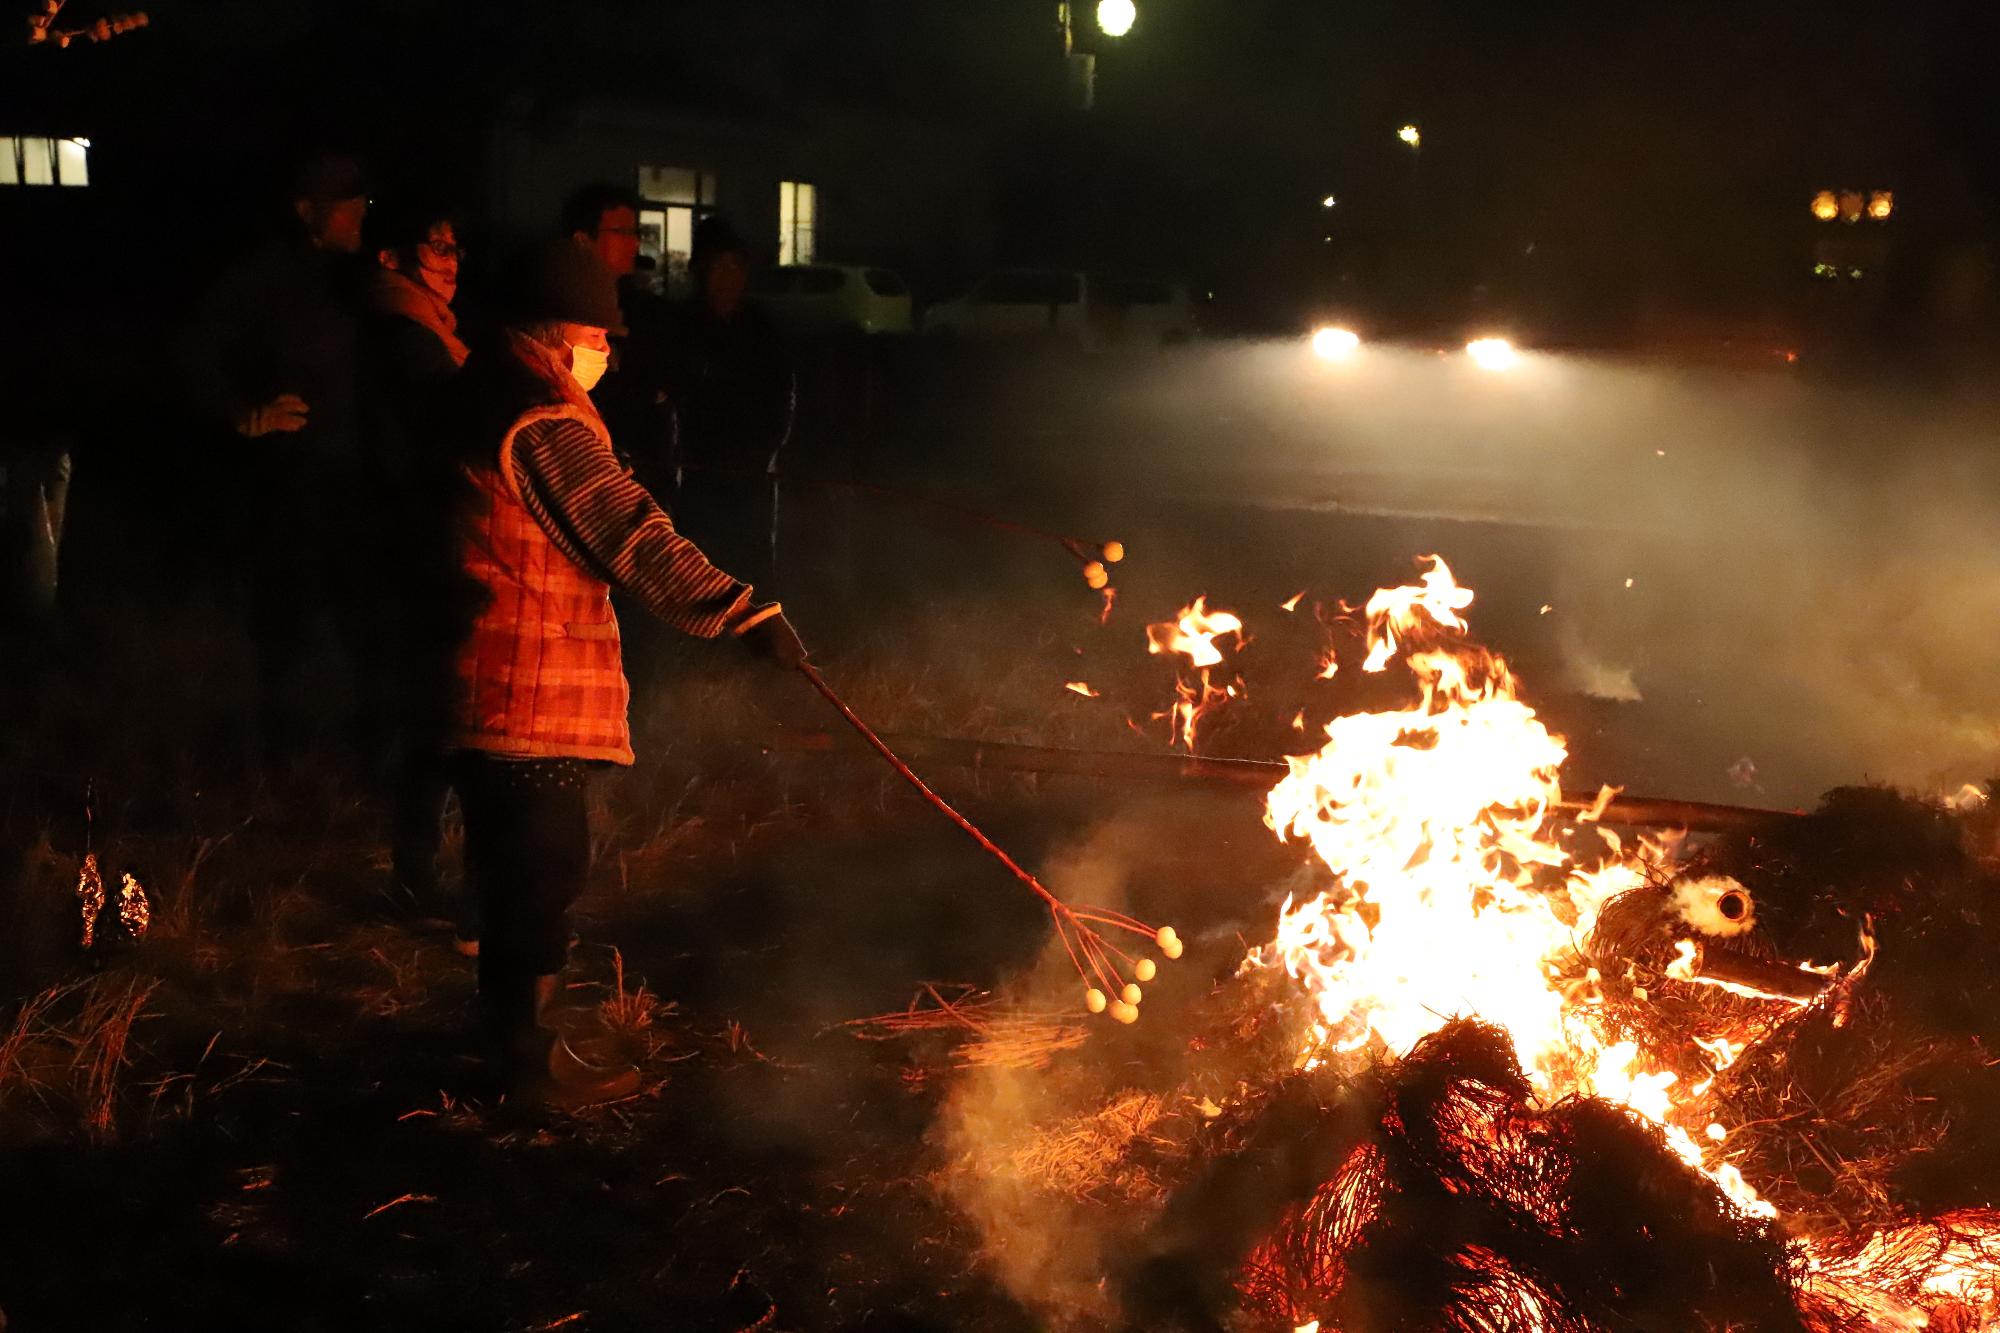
[872,557,1999,1330]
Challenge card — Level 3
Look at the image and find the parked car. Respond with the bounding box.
[922,269,1197,348]
[922,269,1093,342]
[1094,276,1200,346]
[752,263,913,335]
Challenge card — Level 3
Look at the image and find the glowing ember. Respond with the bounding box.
[1148,596,1242,669]
[1148,596,1246,750]
[76,852,105,950]
[1065,681,1100,698]
[117,871,150,940]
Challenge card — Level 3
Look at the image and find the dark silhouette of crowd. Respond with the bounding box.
[15,152,811,1111]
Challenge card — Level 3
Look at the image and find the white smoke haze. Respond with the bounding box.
[949,339,2000,807]
[932,796,1284,1326]
[934,809,1154,1327]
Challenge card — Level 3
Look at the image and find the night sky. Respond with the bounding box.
[5,0,1997,316]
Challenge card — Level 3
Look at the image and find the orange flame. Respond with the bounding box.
[1148,597,1245,751]
[1241,555,1997,1324]
[1252,556,1777,1220]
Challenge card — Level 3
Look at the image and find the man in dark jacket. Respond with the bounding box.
[181,152,368,466]
[562,183,675,488]
[178,152,370,773]
[662,214,795,591]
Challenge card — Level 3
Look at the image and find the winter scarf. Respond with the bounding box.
[367,267,470,367]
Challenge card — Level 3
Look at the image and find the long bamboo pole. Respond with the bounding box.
[768,729,1799,833]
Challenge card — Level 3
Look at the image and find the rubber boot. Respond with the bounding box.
[487,974,641,1111]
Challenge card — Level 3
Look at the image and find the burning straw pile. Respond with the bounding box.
[1138,1019,1803,1331]
[902,560,1999,1330]
[930,784,2000,1331]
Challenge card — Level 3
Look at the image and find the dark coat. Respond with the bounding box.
[659,296,795,476]
[177,239,364,470]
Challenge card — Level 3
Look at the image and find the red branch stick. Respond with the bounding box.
[795,663,1065,913]
[793,663,1167,1008]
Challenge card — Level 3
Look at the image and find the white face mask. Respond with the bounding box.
[568,343,610,392]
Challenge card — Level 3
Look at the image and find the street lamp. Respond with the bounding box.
[1397,124,1422,151]
[1097,0,1136,36]
[1320,194,1337,209]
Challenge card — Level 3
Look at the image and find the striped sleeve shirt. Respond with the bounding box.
[510,416,756,638]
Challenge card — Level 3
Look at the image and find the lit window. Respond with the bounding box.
[0,136,89,187]
[637,165,715,208]
[779,180,816,266]
[56,137,88,186]
[636,166,718,295]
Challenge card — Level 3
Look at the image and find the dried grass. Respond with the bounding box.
[599,947,675,1036]
[844,984,1089,1071]
[0,974,160,1140]
[1008,1089,1173,1201]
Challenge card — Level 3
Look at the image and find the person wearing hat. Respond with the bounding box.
[661,213,795,592]
[445,240,807,1110]
[177,150,372,775]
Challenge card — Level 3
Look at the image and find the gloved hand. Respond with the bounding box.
[737,606,809,669]
[236,393,310,438]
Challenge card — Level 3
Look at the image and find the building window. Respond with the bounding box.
[0,136,90,187]
[779,180,817,266]
[637,165,716,294]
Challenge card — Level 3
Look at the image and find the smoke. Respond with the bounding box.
[895,339,2000,808]
[931,797,1273,1327]
[932,810,1155,1327]
[1528,364,2000,805]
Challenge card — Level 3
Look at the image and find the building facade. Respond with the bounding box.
[488,96,995,302]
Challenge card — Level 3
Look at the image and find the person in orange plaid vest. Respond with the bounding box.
[447,241,807,1110]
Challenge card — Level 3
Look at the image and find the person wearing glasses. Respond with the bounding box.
[359,199,476,945]
[364,201,468,386]
[561,184,680,684]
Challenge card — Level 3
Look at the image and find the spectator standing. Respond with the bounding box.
[359,200,476,945]
[662,214,795,592]
[177,151,370,775]
[446,242,806,1109]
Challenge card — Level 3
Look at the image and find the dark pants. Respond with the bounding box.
[242,455,379,769]
[389,748,454,904]
[454,754,593,991]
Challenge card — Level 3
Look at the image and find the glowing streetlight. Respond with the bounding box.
[1466,337,1518,371]
[1810,190,1839,221]
[1097,0,1136,36]
[1868,190,1894,220]
[1311,326,1361,361]
[1397,124,1422,150]
[1321,194,1337,208]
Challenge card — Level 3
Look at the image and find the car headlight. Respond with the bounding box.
[1311,326,1362,362]
[1465,336,1518,371]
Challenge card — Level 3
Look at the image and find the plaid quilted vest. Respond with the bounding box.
[450,402,634,765]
